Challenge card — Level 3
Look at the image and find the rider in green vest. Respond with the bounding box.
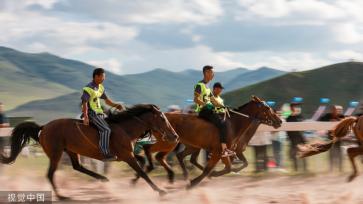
[194,65,235,157]
[81,68,123,161]
[213,82,226,114]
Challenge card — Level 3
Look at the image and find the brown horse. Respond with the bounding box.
[133,96,282,186]
[176,116,262,179]
[299,116,363,182]
[1,104,179,200]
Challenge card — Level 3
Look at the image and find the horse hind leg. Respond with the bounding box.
[155,152,175,184]
[176,146,197,180]
[65,150,109,182]
[347,147,363,182]
[144,144,155,172]
[46,149,69,200]
[190,150,204,171]
[131,154,146,185]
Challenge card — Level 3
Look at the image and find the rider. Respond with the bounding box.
[81,68,123,161]
[212,82,226,114]
[194,65,235,157]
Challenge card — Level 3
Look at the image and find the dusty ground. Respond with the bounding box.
[1,165,363,204]
[1,150,363,204]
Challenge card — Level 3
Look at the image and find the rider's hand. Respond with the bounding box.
[115,104,123,111]
[83,115,89,126]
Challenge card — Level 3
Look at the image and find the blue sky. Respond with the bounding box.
[1,0,363,74]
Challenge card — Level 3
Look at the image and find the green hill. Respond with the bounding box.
[0,52,75,110]
[0,46,285,122]
[223,62,363,117]
[225,67,285,91]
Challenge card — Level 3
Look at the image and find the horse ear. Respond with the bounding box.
[252,95,262,102]
[151,104,160,110]
[251,95,257,101]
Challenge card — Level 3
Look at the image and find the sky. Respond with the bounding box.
[1,0,363,74]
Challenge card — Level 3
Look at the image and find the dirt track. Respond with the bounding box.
[1,167,363,204]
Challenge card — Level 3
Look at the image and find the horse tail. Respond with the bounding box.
[1,122,42,164]
[298,117,357,158]
[333,117,357,138]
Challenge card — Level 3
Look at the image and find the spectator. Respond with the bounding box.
[286,103,308,172]
[319,105,345,172]
[0,102,9,128]
[0,102,10,168]
[271,110,286,171]
[249,131,272,173]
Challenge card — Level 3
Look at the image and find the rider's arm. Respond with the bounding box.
[82,101,88,117]
[81,91,89,117]
[105,98,123,110]
[194,92,205,106]
[194,84,205,106]
[210,96,224,108]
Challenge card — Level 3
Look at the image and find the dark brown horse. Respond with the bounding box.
[133,96,282,186]
[299,116,363,182]
[1,104,179,200]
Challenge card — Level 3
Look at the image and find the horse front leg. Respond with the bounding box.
[125,154,166,196]
[188,152,220,189]
[231,151,248,173]
[209,156,232,177]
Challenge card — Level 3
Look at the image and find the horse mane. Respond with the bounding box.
[234,100,254,111]
[106,104,158,123]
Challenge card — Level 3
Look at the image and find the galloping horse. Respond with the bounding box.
[133,96,282,186]
[1,104,179,200]
[299,116,363,182]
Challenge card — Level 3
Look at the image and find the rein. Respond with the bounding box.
[132,116,167,141]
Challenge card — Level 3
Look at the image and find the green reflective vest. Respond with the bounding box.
[83,84,105,114]
[194,81,212,113]
[214,95,225,113]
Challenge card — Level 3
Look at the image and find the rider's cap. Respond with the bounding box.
[213,82,224,89]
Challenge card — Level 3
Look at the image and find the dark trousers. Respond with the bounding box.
[88,111,112,155]
[253,145,268,172]
[272,140,282,168]
[290,144,307,172]
[329,142,343,172]
[199,107,227,143]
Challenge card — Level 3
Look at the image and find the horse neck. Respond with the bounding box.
[120,115,150,140]
[241,121,260,144]
[229,106,258,140]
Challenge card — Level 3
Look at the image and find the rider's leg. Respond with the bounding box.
[88,111,115,160]
[199,108,234,157]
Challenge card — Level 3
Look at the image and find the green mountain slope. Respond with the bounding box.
[223,62,363,117]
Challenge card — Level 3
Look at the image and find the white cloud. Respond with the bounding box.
[47,0,224,25]
[0,0,362,75]
[333,23,363,44]
[0,10,138,56]
[88,58,123,75]
[236,0,344,24]
[25,0,58,9]
[328,50,363,61]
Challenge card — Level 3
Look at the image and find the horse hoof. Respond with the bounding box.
[130,178,138,185]
[186,182,195,190]
[158,190,167,196]
[57,195,70,201]
[347,175,357,182]
[100,177,109,182]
